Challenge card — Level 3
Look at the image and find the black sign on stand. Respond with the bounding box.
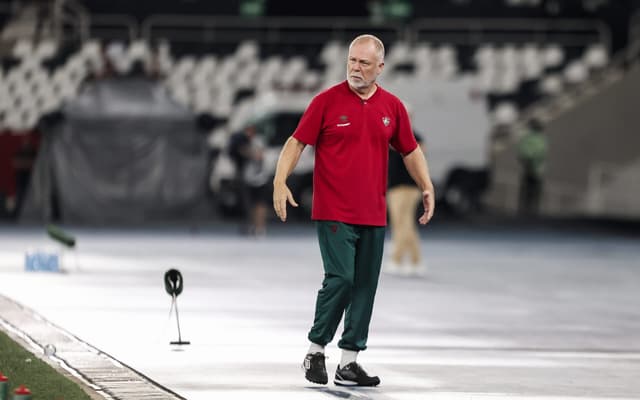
[164,269,190,345]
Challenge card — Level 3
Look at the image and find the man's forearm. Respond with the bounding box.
[273,136,306,184]
[402,146,434,193]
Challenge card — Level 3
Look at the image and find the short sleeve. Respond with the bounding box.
[292,94,325,146]
[389,99,418,155]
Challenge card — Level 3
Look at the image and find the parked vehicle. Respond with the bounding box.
[210,92,315,219]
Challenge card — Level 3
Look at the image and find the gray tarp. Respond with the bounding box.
[21,78,212,224]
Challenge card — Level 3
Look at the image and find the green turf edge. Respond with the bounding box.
[0,329,92,400]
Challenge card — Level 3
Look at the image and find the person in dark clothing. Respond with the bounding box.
[228,124,270,236]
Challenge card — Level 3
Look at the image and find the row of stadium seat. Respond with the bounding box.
[0,38,609,132]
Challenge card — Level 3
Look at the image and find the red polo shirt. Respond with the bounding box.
[293,81,417,226]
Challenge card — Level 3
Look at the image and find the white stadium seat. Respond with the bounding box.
[564,60,588,84]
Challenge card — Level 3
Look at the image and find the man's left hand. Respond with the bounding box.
[418,190,435,225]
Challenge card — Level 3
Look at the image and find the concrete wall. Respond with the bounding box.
[485,63,640,219]
[542,64,640,217]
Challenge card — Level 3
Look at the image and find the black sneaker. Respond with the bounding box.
[302,352,328,384]
[334,362,381,387]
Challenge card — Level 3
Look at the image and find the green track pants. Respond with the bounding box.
[308,221,386,351]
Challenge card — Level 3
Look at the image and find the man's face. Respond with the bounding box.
[346,40,384,92]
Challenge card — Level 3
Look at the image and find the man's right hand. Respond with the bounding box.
[273,181,299,222]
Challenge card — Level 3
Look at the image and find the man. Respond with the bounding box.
[517,119,547,216]
[386,130,426,276]
[229,124,269,236]
[272,34,435,387]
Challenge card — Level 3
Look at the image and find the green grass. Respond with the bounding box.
[0,330,91,400]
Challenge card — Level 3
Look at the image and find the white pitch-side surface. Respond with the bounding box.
[0,225,639,400]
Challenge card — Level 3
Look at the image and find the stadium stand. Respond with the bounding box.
[1,0,638,221]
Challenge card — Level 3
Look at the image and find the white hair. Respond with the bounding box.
[349,34,385,63]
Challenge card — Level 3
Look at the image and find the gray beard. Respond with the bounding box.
[347,76,368,91]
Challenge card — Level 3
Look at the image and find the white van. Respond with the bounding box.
[210,91,315,218]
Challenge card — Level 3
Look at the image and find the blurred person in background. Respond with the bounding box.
[272,34,435,387]
[385,130,427,276]
[243,134,271,237]
[517,119,547,216]
[228,124,270,236]
[0,131,40,220]
[0,134,15,219]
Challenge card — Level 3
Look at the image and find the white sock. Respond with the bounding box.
[308,342,325,354]
[340,349,358,367]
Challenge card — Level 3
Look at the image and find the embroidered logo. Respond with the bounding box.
[337,115,350,127]
[382,117,391,126]
[330,224,338,233]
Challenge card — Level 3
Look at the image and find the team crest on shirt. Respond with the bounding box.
[340,115,348,122]
[382,116,391,126]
